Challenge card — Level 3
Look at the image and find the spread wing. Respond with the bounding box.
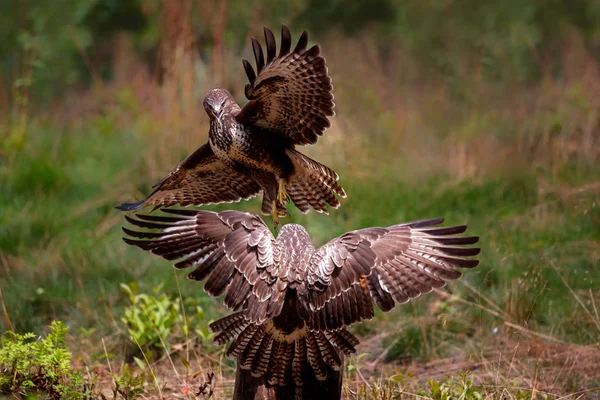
[121,209,286,323]
[117,143,261,211]
[301,218,480,331]
[236,25,335,146]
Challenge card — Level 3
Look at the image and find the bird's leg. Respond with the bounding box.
[276,179,288,208]
[271,200,280,231]
[271,195,288,231]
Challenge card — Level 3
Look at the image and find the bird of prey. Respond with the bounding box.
[117,26,344,227]
[122,209,480,386]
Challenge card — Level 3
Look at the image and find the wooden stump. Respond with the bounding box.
[232,355,344,400]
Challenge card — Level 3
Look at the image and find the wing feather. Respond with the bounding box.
[251,38,265,73]
[301,219,480,330]
[237,25,335,146]
[122,210,280,317]
[116,144,261,212]
[264,27,277,63]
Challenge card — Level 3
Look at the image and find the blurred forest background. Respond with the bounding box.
[0,0,599,398]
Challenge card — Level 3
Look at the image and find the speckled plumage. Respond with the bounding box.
[122,209,480,386]
[117,26,344,223]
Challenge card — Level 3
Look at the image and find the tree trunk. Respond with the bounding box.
[232,355,344,400]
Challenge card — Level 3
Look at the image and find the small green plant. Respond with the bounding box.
[420,372,483,400]
[120,282,213,360]
[0,320,92,399]
[347,378,403,400]
[110,364,145,399]
[121,282,180,358]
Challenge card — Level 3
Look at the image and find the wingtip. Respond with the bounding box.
[116,200,144,212]
[294,30,309,53]
[121,236,137,246]
[123,214,140,225]
[409,217,446,228]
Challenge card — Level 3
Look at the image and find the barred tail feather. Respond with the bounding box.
[306,331,328,380]
[285,149,345,215]
[212,312,351,386]
[226,324,259,360]
[267,340,294,386]
[326,329,359,357]
[292,337,307,386]
[209,312,251,345]
[251,334,274,377]
[239,325,268,369]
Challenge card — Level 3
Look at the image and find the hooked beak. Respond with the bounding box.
[212,106,223,122]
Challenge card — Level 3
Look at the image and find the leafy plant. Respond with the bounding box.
[110,364,145,400]
[420,372,483,400]
[0,320,92,399]
[347,376,404,400]
[121,282,180,357]
[120,282,213,359]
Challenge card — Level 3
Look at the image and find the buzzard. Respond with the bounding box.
[122,209,480,386]
[117,26,344,227]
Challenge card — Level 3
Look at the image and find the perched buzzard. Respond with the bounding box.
[122,209,480,386]
[117,26,344,227]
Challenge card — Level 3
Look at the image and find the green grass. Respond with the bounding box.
[1,119,598,337]
[0,116,598,397]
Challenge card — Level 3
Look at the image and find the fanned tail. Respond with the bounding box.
[284,149,346,214]
[211,312,357,386]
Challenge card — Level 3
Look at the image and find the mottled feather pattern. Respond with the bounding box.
[116,144,262,212]
[284,149,345,215]
[209,310,356,386]
[122,210,479,386]
[118,25,345,222]
[238,26,335,146]
[302,218,480,330]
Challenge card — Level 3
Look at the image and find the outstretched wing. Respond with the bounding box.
[302,218,480,330]
[117,143,261,211]
[121,209,286,322]
[236,25,335,146]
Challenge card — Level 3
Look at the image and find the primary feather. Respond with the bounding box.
[117,26,342,226]
[123,209,480,385]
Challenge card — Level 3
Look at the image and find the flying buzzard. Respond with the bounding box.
[117,26,344,227]
[122,209,480,386]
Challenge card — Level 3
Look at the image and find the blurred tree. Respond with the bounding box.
[0,0,599,112]
[0,0,91,109]
[78,0,147,84]
[296,0,395,35]
[389,0,600,86]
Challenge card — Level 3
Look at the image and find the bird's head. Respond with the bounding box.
[203,88,236,122]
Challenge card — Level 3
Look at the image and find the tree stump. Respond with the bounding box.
[232,355,344,400]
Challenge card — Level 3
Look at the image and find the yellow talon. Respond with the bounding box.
[276,179,288,207]
[271,200,280,231]
[271,194,288,231]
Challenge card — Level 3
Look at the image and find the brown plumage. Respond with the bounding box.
[117,26,344,227]
[122,209,480,386]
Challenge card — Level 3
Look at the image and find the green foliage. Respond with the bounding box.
[120,282,212,360]
[421,373,483,400]
[121,282,180,357]
[1,0,599,111]
[349,373,487,399]
[388,0,600,85]
[349,379,403,400]
[0,1,93,103]
[110,364,145,399]
[297,0,395,34]
[0,321,92,399]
